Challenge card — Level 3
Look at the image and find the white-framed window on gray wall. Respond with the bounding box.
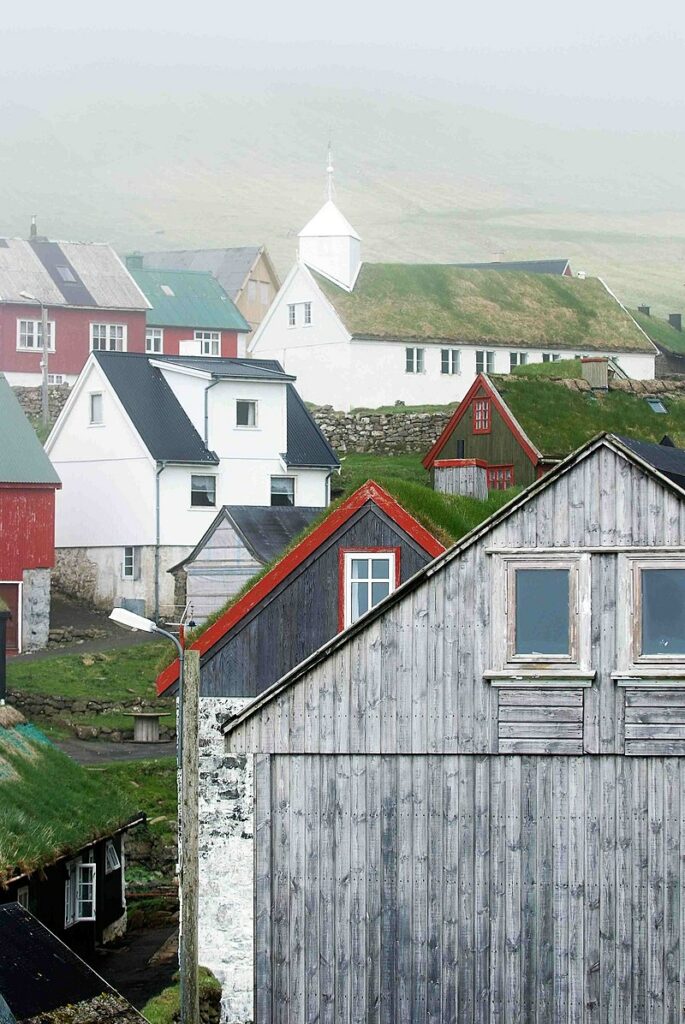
[616,555,685,670]
[194,330,220,356]
[190,475,216,508]
[145,327,164,353]
[91,323,126,352]
[89,392,103,426]
[271,476,295,507]
[17,319,55,351]
[476,350,495,374]
[121,547,139,580]
[343,551,397,627]
[405,347,425,373]
[236,400,257,428]
[509,351,529,370]
[441,349,461,375]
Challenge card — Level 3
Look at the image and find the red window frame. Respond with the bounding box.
[487,464,514,490]
[472,397,491,434]
[338,547,401,632]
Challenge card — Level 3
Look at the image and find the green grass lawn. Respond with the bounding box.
[94,758,177,851]
[337,452,430,490]
[7,643,166,701]
[512,358,585,379]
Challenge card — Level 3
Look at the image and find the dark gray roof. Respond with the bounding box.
[228,505,322,563]
[453,258,571,275]
[283,386,339,468]
[93,352,218,465]
[152,355,293,381]
[0,904,143,1022]
[618,435,685,490]
[139,247,264,300]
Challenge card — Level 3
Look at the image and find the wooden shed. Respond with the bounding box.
[224,433,685,1023]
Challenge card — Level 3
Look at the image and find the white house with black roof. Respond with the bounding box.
[45,352,338,618]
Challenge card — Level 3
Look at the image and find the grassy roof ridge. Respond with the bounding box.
[632,309,685,356]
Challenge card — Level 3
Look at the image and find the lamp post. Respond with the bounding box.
[109,607,199,1024]
[19,290,50,429]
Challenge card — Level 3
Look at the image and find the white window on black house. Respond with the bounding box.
[405,347,425,373]
[91,323,126,352]
[17,319,55,351]
[509,351,529,370]
[64,857,96,928]
[441,349,461,375]
[236,400,257,428]
[105,840,121,874]
[89,393,103,426]
[476,350,495,374]
[145,328,163,354]
[271,477,295,507]
[194,330,220,356]
[122,547,139,580]
[288,304,296,327]
[190,475,216,508]
[16,885,29,910]
[343,551,397,627]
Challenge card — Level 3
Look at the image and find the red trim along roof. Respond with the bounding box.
[422,373,541,470]
[433,458,488,469]
[155,480,445,694]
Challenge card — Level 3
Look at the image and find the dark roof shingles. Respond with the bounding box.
[227,505,322,563]
[284,386,339,468]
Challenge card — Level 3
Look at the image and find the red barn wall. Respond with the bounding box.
[0,486,56,577]
[0,304,147,377]
[159,327,240,358]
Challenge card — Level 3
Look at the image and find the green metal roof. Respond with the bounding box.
[126,262,250,332]
[0,375,60,485]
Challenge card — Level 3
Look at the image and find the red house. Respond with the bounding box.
[0,233,150,386]
[0,373,61,652]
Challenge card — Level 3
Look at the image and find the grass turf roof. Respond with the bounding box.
[0,721,138,883]
[492,374,685,456]
[631,310,685,356]
[313,264,654,353]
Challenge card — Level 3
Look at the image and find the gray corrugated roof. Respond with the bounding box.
[0,238,149,309]
[227,505,322,563]
[453,258,571,275]
[0,374,60,485]
[617,435,685,490]
[283,386,340,469]
[140,248,263,301]
[153,355,293,381]
[93,353,218,465]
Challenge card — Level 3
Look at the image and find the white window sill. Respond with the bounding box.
[189,505,217,511]
[16,347,55,354]
[87,422,105,428]
[485,669,596,688]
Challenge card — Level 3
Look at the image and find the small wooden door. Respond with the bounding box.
[0,584,20,654]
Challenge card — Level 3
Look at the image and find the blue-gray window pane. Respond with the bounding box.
[515,568,570,655]
[642,568,685,655]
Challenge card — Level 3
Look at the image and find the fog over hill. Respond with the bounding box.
[1,23,684,315]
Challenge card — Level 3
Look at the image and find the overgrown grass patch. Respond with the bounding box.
[632,309,685,355]
[337,452,430,489]
[94,758,177,849]
[142,967,221,1024]
[7,644,166,701]
[511,358,584,379]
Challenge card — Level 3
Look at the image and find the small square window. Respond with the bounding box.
[190,475,216,507]
[288,304,296,327]
[56,265,76,283]
[641,567,685,656]
[405,347,424,373]
[645,397,668,414]
[145,328,163,354]
[343,551,397,627]
[236,400,257,428]
[271,477,295,506]
[89,393,103,425]
[476,351,495,374]
[514,568,570,657]
[160,284,174,297]
[441,349,460,375]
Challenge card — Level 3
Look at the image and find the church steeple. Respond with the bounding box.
[298,150,361,292]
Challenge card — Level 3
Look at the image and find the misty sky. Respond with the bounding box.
[3,0,685,131]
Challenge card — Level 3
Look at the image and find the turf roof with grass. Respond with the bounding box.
[0,720,139,883]
[631,310,685,356]
[491,373,685,456]
[313,264,653,353]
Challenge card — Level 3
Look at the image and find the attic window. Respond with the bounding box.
[645,397,668,414]
[342,550,398,628]
[160,284,175,297]
[56,265,76,283]
[472,397,491,434]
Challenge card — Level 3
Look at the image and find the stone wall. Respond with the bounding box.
[13,384,70,423]
[22,568,51,651]
[311,405,452,454]
[8,689,176,740]
[197,696,254,1024]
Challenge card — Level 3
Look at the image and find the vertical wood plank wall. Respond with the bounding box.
[255,752,685,1024]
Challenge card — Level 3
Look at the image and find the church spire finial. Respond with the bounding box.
[326,142,334,202]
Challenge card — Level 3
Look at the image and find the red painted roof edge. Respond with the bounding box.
[155,480,445,694]
[422,374,540,469]
[433,458,488,469]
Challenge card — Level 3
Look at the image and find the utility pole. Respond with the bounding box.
[180,648,200,1024]
[40,301,49,429]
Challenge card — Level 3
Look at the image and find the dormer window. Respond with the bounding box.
[160,284,175,297]
[341,550,398,628]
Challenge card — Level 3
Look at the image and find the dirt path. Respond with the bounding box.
[93,924,178,1009]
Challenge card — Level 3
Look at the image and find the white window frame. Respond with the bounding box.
[16,319,55,352]
[190,474,217,509]
[16,885,29,910]
[89,392,104,426]
[441,348,461,375]
[90,323,127,352]
[121,547,138,580]
[145,327,164,354]
[65,856,96,928]
[509,351,529,369]
[475,350,496,374]
[47,373,65,385]
[270,476,296,506]
[616,555,685,671]
[303,301,312,326]
[542,352,561,363]
[287,304,296,328]
[235,399,258,429]
[343,551,397,628]
[405,347,425,374]
[105,840,121,875]
[490,554,591,673]
[194,330,220,356]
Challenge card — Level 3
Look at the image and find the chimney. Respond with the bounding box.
[581,356,609,391]
[669,313,682,332]
[126,252,144,270]
[661,435,676,448]
[432,459,488,500]
[29,215,37,240]
[637,304,650,317]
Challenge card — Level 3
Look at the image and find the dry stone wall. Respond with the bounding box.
[311,405,452,454]
[13,384,70,422]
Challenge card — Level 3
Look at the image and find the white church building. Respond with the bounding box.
[249,161,656,412]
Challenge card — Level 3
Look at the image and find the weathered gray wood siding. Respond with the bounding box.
[201,504,432,698]
[255,751,685,1024]
[229,447,685,754]
[186,519,263,622]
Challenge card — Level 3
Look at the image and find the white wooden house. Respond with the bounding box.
[222,433,685,1022]
[45,352,338,618]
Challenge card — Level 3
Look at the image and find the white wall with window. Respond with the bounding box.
[16,319,55,351]
[88,392,103,425]
[441,349,461,375]
[405,347,425,374]
[121,546,139,580]
[271,476,295,506]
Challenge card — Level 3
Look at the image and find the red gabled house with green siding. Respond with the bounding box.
[0,374,60,652]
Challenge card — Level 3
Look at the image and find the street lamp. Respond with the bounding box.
[19,290,50,429]
[109,607,198,1024]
